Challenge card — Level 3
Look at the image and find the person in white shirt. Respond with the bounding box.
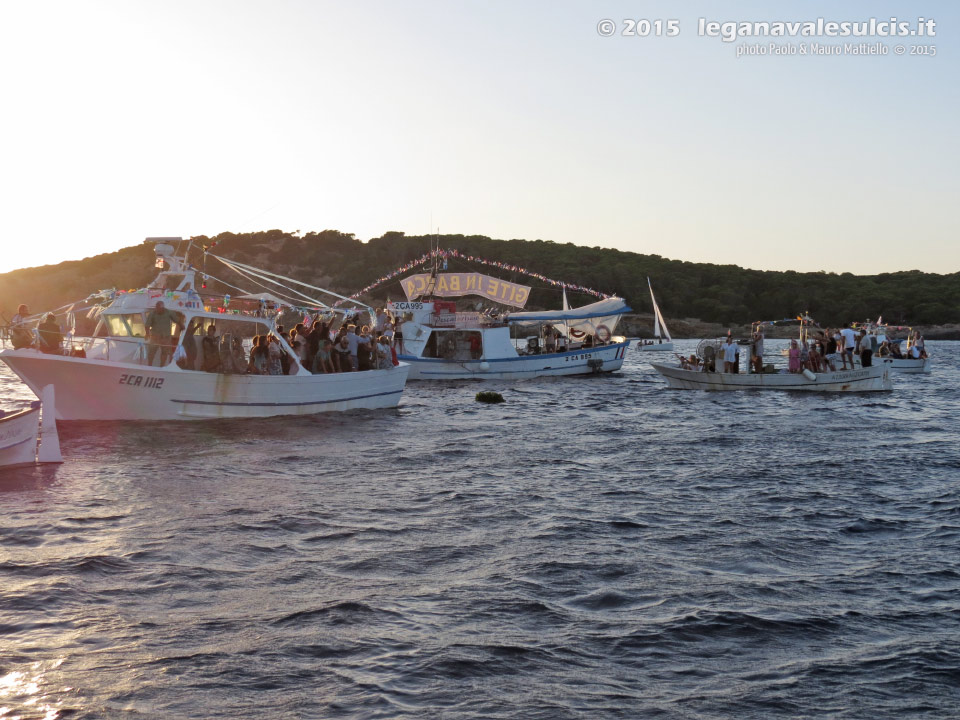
[839,324,857,370]
[722,336,738,373]
[374,308,388,333]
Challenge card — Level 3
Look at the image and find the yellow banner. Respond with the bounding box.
[401,273,530,308]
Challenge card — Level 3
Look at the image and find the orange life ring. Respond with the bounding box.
[595,325,611,343]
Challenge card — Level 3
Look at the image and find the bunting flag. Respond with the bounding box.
[332,248,613,307]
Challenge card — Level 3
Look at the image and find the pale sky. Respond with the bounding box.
[0,0,956,275]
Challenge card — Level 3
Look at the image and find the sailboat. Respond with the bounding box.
[636,277,674,352]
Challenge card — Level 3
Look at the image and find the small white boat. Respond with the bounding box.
[853,323,931,374]
[0,385,62,468]
[652,331,892,392]
[636,277,673,352]
[855,355,930,374]
[390,273,632,380]
[651,362,892,392]
[1,239,410,421]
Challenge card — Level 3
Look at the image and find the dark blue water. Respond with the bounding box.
[2,341,959,718]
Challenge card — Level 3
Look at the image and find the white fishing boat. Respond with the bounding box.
[853,322,931,374]
[0,385,62,468]
[863,356,931,374]
[651,335,892,392]
[636,277,674,352]
[0,239,409,420]
[389,271,631,380]
[651,362,892,392]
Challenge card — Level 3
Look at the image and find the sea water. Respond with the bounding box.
[1,341,958,718]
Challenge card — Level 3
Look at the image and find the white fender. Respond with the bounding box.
[802,368,817,381]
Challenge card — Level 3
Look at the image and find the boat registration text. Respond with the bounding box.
[118,374,165,389]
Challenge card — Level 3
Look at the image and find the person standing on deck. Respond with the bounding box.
[202,324,221,373]
[858,329,874,368]
[751,330,764,374]
[721,335,738,373]
[144,301,182,367]
[839,323,857,370]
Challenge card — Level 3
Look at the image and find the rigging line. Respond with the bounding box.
[212,257,337,310]
[199,267,347,315]
[197,269,254,296]
[206,253,369,309]
[209,261,334,311]
[12,300,101,324]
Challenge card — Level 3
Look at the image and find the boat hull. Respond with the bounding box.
[637,342,674,352]
[650,363,893,392]
[400,341,630,380]
[0,405,40,467]
[855,356,931,374]
[0,349,410,420]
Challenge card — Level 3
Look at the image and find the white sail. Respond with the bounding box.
[647,278,672,342]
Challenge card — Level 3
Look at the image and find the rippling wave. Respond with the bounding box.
[2,341,959,718]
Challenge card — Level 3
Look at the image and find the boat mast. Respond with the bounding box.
[424,231,439,300]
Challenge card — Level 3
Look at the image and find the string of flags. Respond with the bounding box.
[332,248,612,307]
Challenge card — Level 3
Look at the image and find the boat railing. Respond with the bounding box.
[68,336,149,364]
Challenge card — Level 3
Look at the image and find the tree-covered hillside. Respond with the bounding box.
[2,230,958,328]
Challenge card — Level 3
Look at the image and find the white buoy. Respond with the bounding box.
[802,368,817,381]
[37,385,63,464]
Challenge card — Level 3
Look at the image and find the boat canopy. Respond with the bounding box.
[505,297,631,323]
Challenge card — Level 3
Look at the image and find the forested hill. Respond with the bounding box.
[2,229,959,328]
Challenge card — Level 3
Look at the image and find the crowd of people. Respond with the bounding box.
[3,300,402,376]
[677,323,929,374]
[174,306,399,375]
[4,304,65,353]
[786,324,927,373]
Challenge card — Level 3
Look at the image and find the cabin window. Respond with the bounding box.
[422,330,482,360]
[105,313,147,338]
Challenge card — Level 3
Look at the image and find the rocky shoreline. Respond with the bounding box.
[620,314,960,341]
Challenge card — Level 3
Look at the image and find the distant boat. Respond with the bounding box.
[651,362,892,392]
[853,321,932,374]
[389,295,633,380]
[0,385,62,468]
[651,333,893,392]
[859,355,930,374]
[389,268,632,380]
[636,278,673,352]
